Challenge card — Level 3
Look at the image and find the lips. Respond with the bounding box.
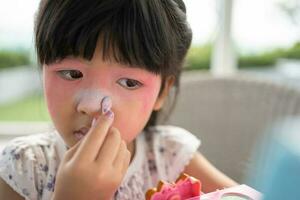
[74,127,90,140]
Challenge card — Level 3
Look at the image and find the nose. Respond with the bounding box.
[76,89,107,117]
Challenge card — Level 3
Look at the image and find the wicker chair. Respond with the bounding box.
[158,72,300,182]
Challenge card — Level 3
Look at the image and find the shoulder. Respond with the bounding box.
[149,125,201,149]
[0,131,58,168]
[145,125,201,182]
[0,131,59,199]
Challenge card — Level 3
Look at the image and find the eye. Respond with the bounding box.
[117,78,143,90]
[57,70,83,80]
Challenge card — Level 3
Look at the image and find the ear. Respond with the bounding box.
[153,76,175,111]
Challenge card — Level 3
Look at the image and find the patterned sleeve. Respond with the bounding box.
[153,126,201,183]
[0,138,41,200]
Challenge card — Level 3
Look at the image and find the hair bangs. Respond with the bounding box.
[35,0,181,77]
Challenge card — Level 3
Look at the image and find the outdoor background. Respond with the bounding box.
[0,0,299,121]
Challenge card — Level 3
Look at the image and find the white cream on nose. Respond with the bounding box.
[74,89,113,140]
[75,89,108,115]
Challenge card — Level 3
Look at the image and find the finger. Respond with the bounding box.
[112,140,127,167]
[75,110,114,161]
[95,127,122,164]
[121,149,131,175]
[113,140,131,172]
[63,138,83,161]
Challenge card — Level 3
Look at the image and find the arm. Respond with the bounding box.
[183,152,238,193]
[0,178,25,200]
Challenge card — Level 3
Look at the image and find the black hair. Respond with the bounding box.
[35,0,192,129]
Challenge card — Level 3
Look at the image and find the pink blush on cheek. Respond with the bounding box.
[44,81,66,118]
[43,69,75,117]
[116,82,161,142]
[140,77,162,110]
[140,93,158,113]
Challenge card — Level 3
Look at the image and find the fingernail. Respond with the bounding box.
[101,96,112,114]
[104,110,114,119]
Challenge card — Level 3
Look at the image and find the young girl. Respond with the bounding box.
[0,0,237,199]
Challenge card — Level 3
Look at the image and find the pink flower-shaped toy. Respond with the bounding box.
[145,173,262,200]
[145,173,201,200]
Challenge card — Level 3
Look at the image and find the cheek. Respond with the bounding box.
[43,71,75,118]
[113,85,161,142]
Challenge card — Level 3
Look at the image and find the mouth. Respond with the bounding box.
[73,127,90,140]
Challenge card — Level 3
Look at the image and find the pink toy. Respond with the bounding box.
[145,173,201,200]
[146,174,262,200]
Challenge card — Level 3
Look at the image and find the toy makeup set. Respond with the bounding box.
[145,173,262,200]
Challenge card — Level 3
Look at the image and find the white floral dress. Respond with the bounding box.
[0,125,200,200]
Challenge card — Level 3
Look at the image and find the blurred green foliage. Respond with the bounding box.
[238,50,283,68]
[284,42,300,59]
[185,42,300,70]
[0,94,50,121]
[185,44,212,70]
[0,42,299,71]
[0,50,31,69]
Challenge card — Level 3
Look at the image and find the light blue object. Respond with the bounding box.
[248,117,300,200]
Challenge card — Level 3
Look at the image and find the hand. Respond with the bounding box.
[53,111,131,200]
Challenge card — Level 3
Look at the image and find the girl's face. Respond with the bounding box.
[43,49,168,148]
